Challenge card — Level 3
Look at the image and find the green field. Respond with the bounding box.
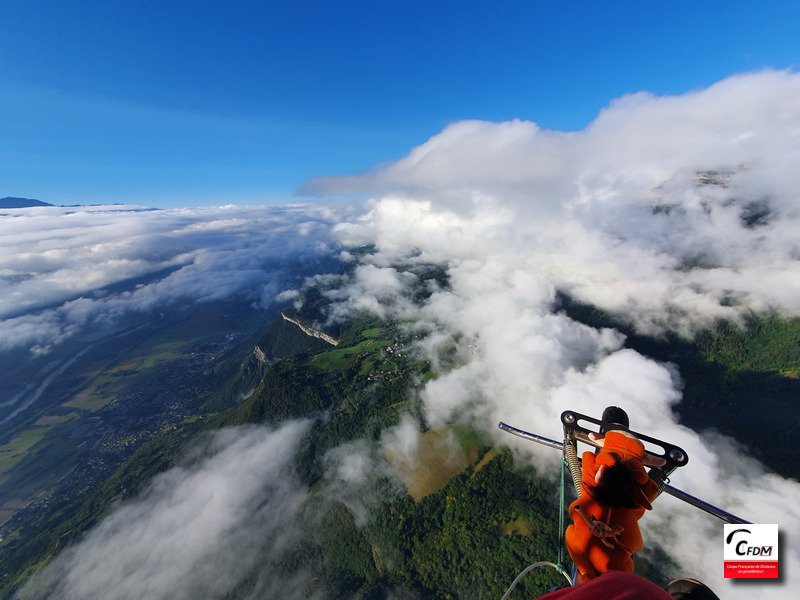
[0,420,95,521]
[0,427,52,475]
[65,341,188,412]
[499,517,535,536]
[311,338,391,370]
[0,312,228,533]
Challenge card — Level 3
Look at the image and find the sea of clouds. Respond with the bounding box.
[9,70,800,599]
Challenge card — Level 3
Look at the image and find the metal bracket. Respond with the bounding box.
[560,410,688,484]
[498,416,749,524]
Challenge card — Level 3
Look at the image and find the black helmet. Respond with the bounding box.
[600,406,630,434]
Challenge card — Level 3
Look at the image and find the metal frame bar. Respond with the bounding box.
[498,420,751,525]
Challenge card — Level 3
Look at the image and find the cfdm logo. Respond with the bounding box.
[723,524,779,578]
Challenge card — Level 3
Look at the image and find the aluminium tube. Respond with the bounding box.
[662,484,751,524]
[498,421,563,449]
[498,422,582,492]
[497,421,751,524]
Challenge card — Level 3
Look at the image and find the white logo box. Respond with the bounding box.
[723,524,779,579]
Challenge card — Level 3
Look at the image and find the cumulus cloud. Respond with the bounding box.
[322,263,419,324]
[322,70,800,333]
[19,421,313,600]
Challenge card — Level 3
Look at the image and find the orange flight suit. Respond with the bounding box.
[565,431,660,581]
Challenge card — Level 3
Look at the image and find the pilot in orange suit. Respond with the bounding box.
[565,428,661,583]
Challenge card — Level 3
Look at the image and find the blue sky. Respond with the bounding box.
[1,0,798,208]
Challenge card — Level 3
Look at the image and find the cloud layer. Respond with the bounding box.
[0,203,347,355]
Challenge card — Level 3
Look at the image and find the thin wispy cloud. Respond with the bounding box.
[19,422,313,600]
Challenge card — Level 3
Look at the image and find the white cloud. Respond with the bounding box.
[20,422,313,600]
[322,263,418,324]
[317,70,800,330]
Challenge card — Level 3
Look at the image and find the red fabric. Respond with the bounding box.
[565,432,660,580]
[536,572,673,600]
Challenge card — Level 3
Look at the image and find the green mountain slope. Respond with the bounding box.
[561,297,800,480]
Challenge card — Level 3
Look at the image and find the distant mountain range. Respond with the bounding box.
[0,197,54,208]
